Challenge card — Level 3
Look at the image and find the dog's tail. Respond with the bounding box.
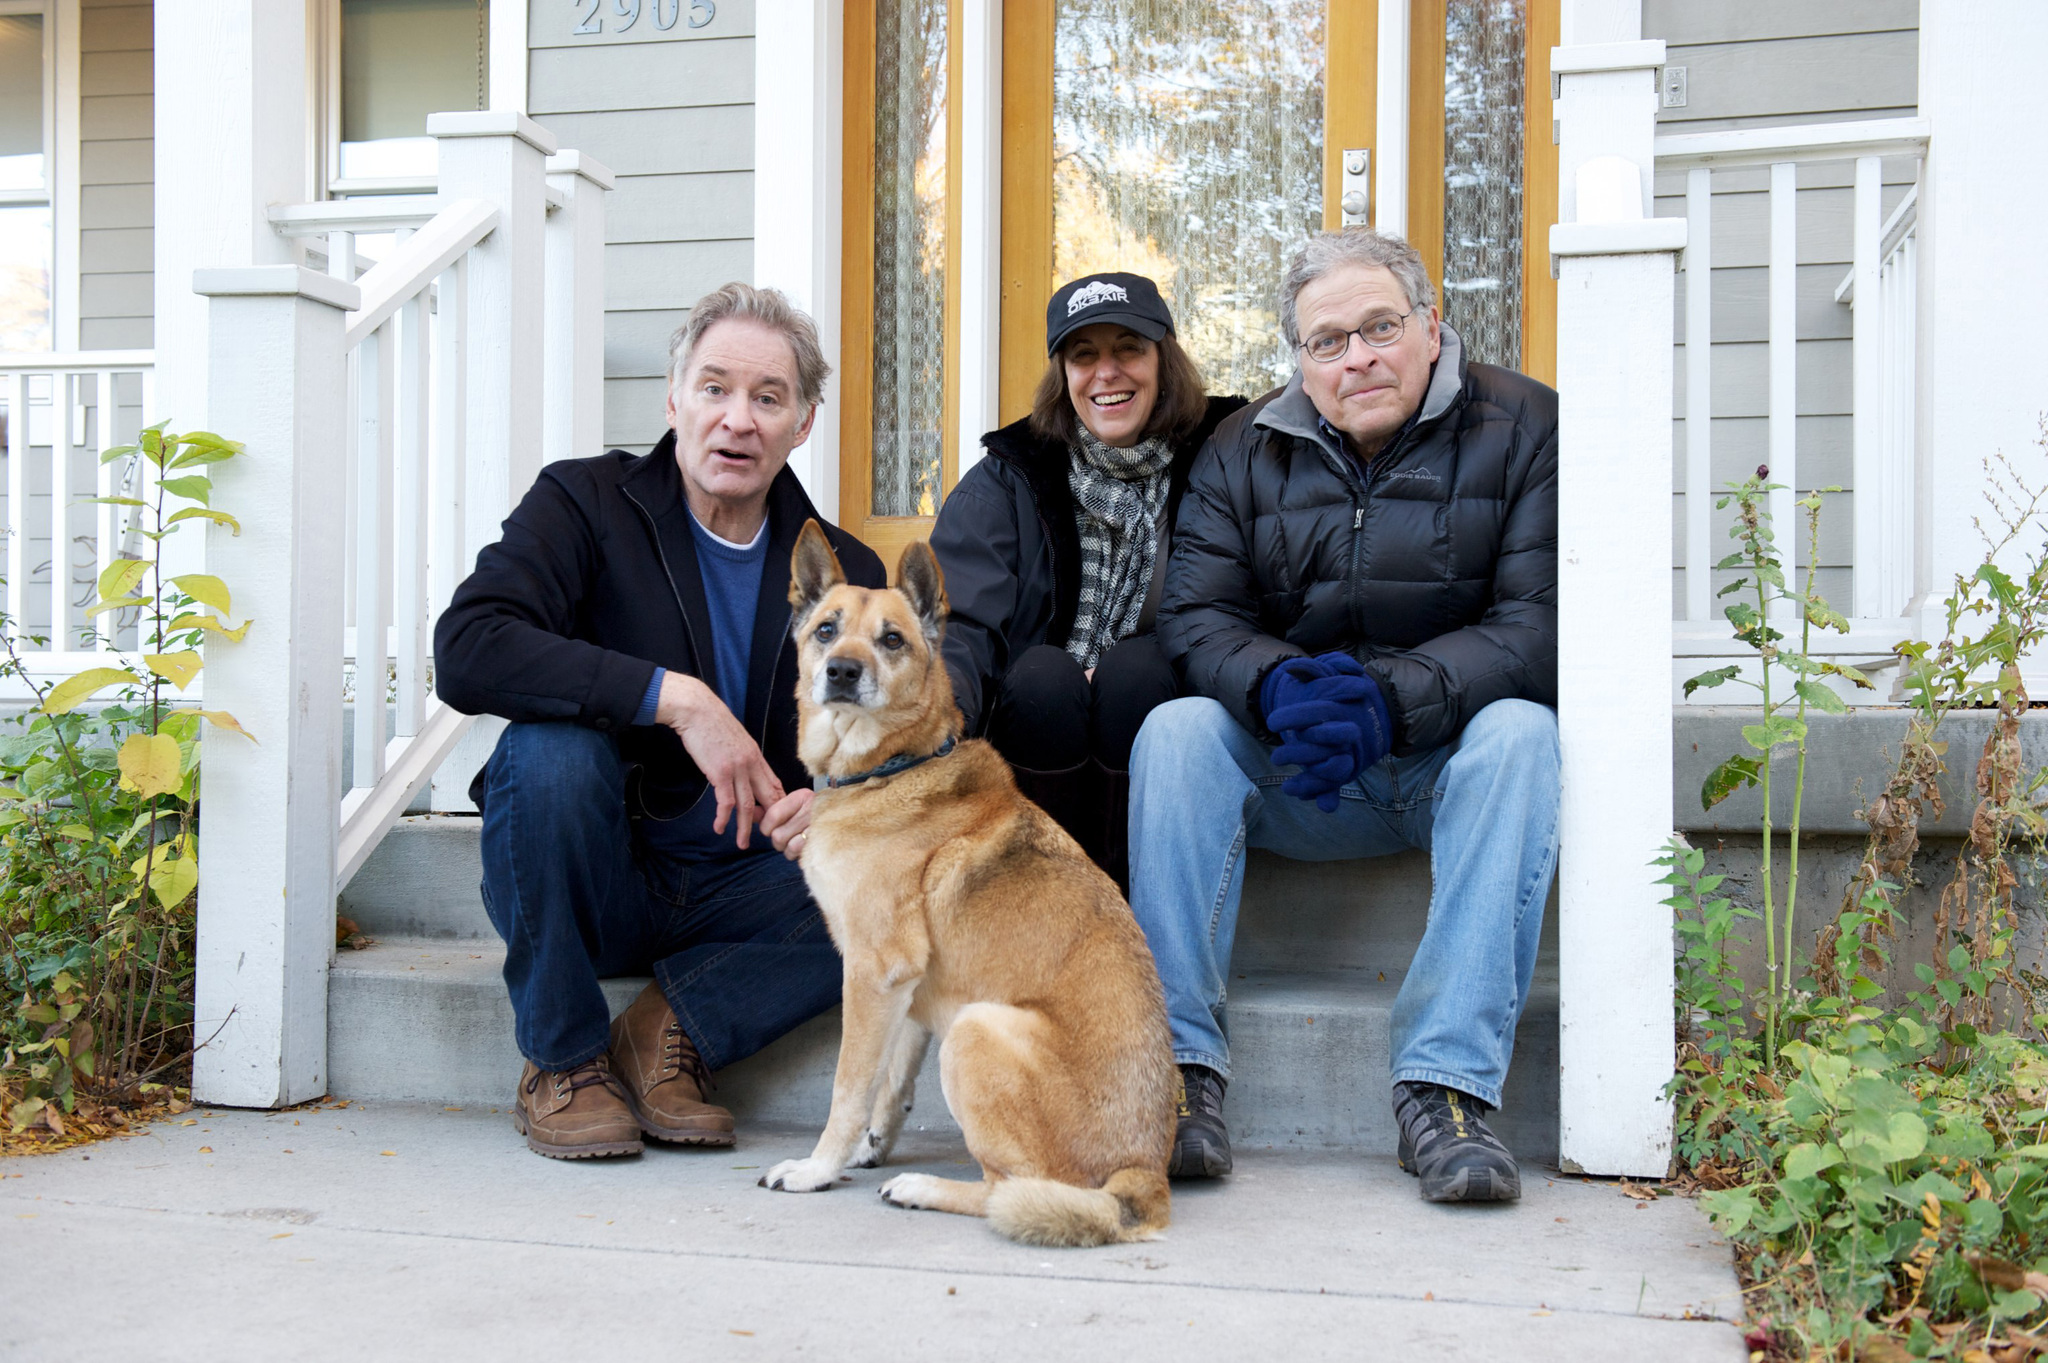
[985,1167,1170,1248]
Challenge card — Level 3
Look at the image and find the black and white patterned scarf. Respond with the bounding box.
[1065,426,1174,669]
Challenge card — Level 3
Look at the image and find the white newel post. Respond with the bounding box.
[426,111,554,811]
[542,151,615,467]
[1550,29,1682,1176]
[752,0,844,505]
[191,267,360,1108]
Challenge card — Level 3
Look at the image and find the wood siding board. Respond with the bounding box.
[603,377,675,447]
[528,0,755,49]
[1642,0,1917,47]
[80,93,153,141]
[80,226,152,273]
[81,137,152,184]
[80,183,151,229]
[603,308,692,379]
[1650,32,1917,126]
[527,39,754,114]
[1670,415,1854,491]
[1672,265,1858,344]
[605,172,752,243]
[81,48,152,95]
[1669,491,1855,566]
[79,5,150,53]
[1655,183,1914,267]
[531,106,753,176]
[1672,337,1853,419]
[79,271,152,317]
[602,239,753,311]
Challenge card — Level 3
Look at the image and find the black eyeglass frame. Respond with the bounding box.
[1298,305,1425,363]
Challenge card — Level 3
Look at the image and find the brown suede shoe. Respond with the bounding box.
[609,982,736,1146]
[512,1056,643,1159]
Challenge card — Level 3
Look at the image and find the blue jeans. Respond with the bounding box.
[476,721,840,1074]
[1127,697,1559,1108]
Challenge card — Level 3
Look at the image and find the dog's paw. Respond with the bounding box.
[848,1127,895,1169]
[758,1157,842,1193]
[878,1173,942,1209]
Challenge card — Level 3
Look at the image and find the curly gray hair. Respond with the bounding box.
[1278,229,1438,349]
[668,282,832,408]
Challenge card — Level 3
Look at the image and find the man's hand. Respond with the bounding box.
[761,788,816,862]
[1261,653,1393,812]
[655,671,783,849]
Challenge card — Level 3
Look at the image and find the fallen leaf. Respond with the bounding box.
[730,1330,754,1337]
[1618,1181,1660,1201]
[180,1118,196,1126]
[1423,1292,1434,1301]
[271,1232,293,1240]
[380,1150,397,1157]
[197,1146,212,1153]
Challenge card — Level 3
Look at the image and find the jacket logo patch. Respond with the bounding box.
[1386,467,1442,484]
[1068,280,1130,316]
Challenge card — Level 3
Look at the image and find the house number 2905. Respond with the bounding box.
[573,0,715,35]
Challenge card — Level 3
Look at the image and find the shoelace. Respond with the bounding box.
[662,1020,717,1094]
[1178,1067,1225,1120]
[526,1057,629,1101]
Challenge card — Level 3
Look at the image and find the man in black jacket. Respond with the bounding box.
[1131,230,1559,1202]
[434,283,884,1160]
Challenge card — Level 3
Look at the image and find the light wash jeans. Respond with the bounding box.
[1127,696,1559,1109]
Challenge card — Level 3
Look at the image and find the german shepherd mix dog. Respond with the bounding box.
[758,520,1176,1247]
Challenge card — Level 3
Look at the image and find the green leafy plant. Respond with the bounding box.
[1,422,251,1141]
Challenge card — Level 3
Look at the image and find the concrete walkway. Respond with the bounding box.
[3,1101,1747,1361]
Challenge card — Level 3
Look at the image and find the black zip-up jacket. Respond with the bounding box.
[927,394,1248,734]
[433,432,885,817]
[1160,324,1557,755]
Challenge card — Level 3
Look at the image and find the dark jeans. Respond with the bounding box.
[985,636,1179,772]
[476,720,840,1074]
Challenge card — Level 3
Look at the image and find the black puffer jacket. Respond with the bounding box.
[1160,324,1556,755]
[929,395,1248,734]
[434,432,885,815]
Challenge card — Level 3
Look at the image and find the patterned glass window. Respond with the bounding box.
[1440,0,1525,369]
[868,0,948,518]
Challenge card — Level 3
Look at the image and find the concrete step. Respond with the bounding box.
[339,815,1561,976]
[327,937,1561,1161]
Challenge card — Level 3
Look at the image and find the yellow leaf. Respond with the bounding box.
[87,595,147,618]
[98,558,147,601]
[168,707,258,742]
[170,574,231,616]
[128,851,197,909]
[166,613,252,643]
[42,667,139,714]
[117,733,183,798]
[144,651,204,690]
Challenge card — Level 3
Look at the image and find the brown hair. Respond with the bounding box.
[1028,330,1210,446]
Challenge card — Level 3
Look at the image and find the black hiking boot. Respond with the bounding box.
[1168,1064,1232,1178]
[1392,1081,1521,1203]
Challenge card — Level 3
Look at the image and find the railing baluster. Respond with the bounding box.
[1887,234,1917,616]
[328,229,356,282]
[95,370,118,651]
[394,293,431,738]
[430,259,467,618]
[1849,156,1882,619]
[1768,161,1797,611]
[51,373,73,651]
[353,322,395,790]
[6,372,25,646]
[1684,167,1713,621]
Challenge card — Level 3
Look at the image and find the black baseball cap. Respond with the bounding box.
[1045,272,1175,355]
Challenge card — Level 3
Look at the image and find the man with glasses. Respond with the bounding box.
[1128,228,1558,1202]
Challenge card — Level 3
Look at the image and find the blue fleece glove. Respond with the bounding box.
[1260,653,1393,812]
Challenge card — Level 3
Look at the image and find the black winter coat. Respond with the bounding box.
[1160,325,1557,755]
[433,432,886,817]
[928,395,1248,734]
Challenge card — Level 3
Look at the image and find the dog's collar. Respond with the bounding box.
[818,734,958,790]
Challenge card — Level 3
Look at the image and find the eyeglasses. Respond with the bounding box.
[1300,306,1421,363]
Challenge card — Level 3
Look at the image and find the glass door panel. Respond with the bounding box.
[1439,0,1525,370]
[1050,0,1330,398]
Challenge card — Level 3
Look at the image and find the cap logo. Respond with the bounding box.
[1067,280,1129,316]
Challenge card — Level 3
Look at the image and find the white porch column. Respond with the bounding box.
[542,150,615,466]
[1915,1,2048,645]
[752,0,845,506]
[1549,24,1681,1177]
[191,266,359,1108]
[152,1,310,431]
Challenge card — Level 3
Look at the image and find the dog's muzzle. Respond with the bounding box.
[823,656,866,703]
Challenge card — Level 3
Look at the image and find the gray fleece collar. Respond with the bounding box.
[1255,320,1467,458]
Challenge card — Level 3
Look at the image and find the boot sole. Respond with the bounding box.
[1167,1134,1233,1178]
[622,1090,736,1147]
[512,1108,643,1159]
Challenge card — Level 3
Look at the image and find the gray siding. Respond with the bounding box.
[527,0,755,457]
[78,0,151,350]
[1645,0,1920,616]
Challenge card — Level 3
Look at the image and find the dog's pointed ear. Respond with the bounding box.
[789,519,845,620]
[896,540,948,644]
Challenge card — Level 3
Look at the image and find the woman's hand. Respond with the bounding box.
[761,787,816,862]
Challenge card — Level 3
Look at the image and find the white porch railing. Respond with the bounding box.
[191,113,611,1107]
[1657,117,1930,661]
[0,352,156,693]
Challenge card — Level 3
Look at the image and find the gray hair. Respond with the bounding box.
[1278,229,1438,348]
[668,282,832,409]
